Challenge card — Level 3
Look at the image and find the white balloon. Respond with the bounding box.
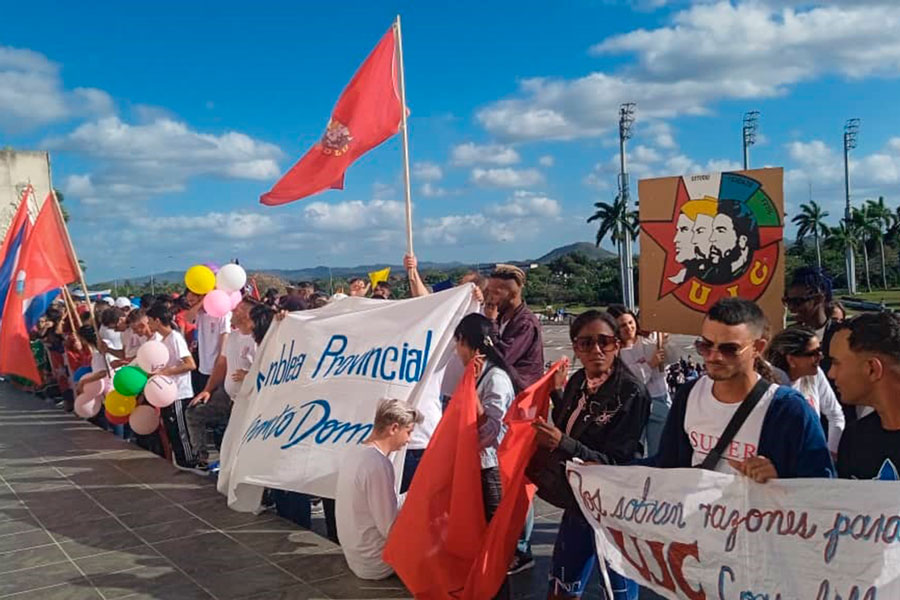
[136,340,169,374]
[144,375,177,408]
[216,264,246,293]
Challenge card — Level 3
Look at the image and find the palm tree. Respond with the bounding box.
[588,193,638,301]
[866,196,894,289]
[587,193,638,248]
[791,200,829,268]
[851,205,879,293]
[826,221,859,291]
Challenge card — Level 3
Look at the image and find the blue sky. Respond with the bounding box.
[2,0,900,282]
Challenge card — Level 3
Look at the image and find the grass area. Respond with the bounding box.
[834,289,900,310]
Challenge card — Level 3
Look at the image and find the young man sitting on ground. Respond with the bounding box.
[335,398,422,580]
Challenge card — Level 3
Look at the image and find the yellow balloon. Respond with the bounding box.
[105,390,137,417]
[184,265,216,295]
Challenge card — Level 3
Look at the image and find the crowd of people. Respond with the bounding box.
[8,259,900,599]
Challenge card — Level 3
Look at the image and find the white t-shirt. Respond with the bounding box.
[409,350,458,451]
[223,332,257,399]
[161,330,194,400]
[335,444,398,580]
[122,330,161,359]
[684,375,776,473]
[197,310,231,375]
[99,326,123,351]
[90,347,109,375]
[618,334,669,397]
[793,367,845,454]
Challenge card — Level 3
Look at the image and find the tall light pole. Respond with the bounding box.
[742,111,759,170]
[843,118,860,295]
[619,102,636,311]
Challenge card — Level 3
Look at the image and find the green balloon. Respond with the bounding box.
[113,366,148,397]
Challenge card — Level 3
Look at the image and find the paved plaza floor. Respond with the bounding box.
[0,324,643,599]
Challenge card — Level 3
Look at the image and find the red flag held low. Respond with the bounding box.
[260,27,402,205]
[383,364,486,598]
[385,360,563,599]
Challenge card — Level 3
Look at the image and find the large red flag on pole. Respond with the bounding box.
[260,27,403,206]
[0,194,79,382]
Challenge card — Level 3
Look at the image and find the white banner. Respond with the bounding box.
[218,285,475,510]
[567,463,899,599]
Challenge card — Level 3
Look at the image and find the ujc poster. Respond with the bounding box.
[638,169,784,335]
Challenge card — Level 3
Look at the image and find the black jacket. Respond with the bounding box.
[551,360,650,465]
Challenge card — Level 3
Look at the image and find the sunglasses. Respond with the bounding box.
[792,348,823,358]
[694,338,753,359]
[573,334,618,353]
[782,294,818,308]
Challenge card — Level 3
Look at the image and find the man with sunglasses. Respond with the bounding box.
[829,313,900,480]
[650,298,834,482]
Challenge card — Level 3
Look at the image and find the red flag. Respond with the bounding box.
[0,185,32,263]
[461,362,562,599]
[0,195,79,382]
[383,364,486,598]
[260,27,402,205]
[384,361,563,599]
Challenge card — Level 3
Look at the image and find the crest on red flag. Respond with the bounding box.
[321,120,353,156]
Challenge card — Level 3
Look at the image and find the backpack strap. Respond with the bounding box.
[698,377,770,471]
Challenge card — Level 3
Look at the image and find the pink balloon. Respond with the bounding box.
[82,378,104,398]
[144,375,177,408]
[99,377,112,397]
[129,405,160,435]
[203,289,232,318]
[74,393,101,419]
[136,340,169,373]
[229,290,242,310]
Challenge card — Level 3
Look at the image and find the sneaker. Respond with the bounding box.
[507,552,535,575]
[171,455,209,476]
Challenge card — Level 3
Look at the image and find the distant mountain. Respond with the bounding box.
[535,242,616,263]
[93,242,618,286]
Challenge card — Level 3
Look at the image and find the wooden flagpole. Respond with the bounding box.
[48,190,98,331]
[394,14,414,258]
[61,286,81,331]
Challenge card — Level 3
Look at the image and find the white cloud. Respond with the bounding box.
[478,2,900,141]
[48,116,283,205]
[786,137,900,215]
[422,190,561,245]
[412,162,443,181]
[489,191,561,218]
[0,45,112,132]
[303,199,405,233]
[420,182,448,198]
[132,211,280,240]
[471,167,544,188]
[451,142,520,166]
[538,155,555,167]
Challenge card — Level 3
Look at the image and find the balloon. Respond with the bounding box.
[73,366,91,383]
[104,409,130,426]
[105,390,137,417]
[216,264,246,293]
[229,290,242,310]
[203,262,220,273]
[185,264,216,295]
[144,375,177,408]
[99,377,112,397]
[136,340,169,373]
[113,366,148,396]
[203,289,231,318]
[74,393,101,419]
[82,378,104,398]
[129,405,160,435]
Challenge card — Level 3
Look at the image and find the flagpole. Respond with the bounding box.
[49,190,97,331]
[394,14,414,258]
